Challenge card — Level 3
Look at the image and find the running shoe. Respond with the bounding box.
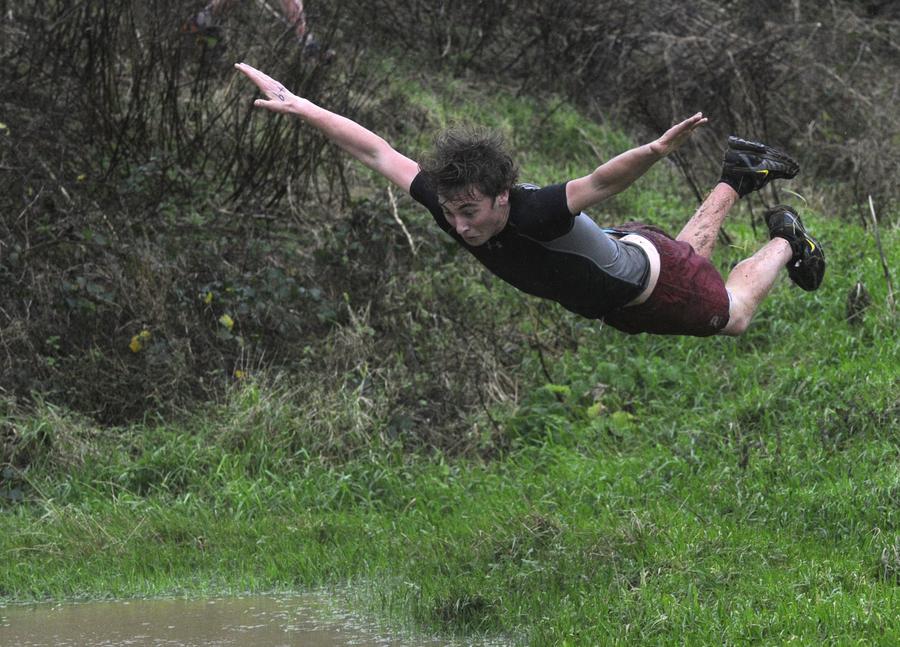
[721,136,800,197]
[300,33,336,63]
[764,204,825,291]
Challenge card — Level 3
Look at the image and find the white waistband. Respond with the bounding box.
[620,234,661,306]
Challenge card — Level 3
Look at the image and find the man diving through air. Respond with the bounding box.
[234,62,825,337]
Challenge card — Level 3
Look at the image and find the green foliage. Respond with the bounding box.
[1,5,900,644]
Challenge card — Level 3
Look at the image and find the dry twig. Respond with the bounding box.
[867,195,896,319]
[387,184,417,256]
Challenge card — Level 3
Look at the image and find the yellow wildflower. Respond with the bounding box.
[129,329,151,353]
[234,369,247,380]
[219,314,234,330]
[203,291,214,304]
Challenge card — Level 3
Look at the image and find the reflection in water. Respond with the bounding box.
[0,594,481,646]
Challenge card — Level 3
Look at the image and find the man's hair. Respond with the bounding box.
[420,127,518,199]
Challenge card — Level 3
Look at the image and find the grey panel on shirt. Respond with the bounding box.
[523,213,649,289]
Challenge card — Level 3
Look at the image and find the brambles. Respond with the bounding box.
[357,0,900,214]
[1,1,898,439]
[0,3,538,436]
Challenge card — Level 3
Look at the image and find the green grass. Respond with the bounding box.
[2,393,898,643]
[3,238,897,643]
[2,78,899,645]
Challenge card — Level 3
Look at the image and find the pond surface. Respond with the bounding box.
[0,594,473,646]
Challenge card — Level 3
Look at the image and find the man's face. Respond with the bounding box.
[439,187,510,247]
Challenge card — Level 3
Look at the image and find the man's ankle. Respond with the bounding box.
[715,180,740,200]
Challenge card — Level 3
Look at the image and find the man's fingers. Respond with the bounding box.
[235,62,295,108]
[687,114,704,127]
[656,113,708,155]
[235,62,276,88]
[235,61,263,76]
[234,62,260,79]
[253,98,293,114]
[679,112,705,128]
[672,113,707,140]
[669,114,701,136]
[253,99,281,113]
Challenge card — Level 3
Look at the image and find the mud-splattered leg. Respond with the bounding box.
[675,182,738,259]
[720,238,792,335]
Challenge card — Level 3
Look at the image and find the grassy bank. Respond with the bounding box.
[3,211,898,644]
[3,71,900,644]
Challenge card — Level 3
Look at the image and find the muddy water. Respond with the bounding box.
[0,594,470,646]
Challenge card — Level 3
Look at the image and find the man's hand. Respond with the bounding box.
[234,62,301,114]
[566,112,708,213]
[650,112,708,157]
[233,61,419,192]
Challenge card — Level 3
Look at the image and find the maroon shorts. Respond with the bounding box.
[603,223,730,337]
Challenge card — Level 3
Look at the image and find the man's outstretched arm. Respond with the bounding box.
[565,112,707,214]
[234,62,420,192]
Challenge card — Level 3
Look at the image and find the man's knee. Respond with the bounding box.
[720,315,750,336]
[721,292,752,336]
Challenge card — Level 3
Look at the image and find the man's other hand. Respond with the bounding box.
[651,112,708,157]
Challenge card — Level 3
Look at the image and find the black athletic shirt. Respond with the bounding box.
[410,172,650,319]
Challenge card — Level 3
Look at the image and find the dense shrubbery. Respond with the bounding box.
[0,1,447,425]
[2,7,898,642]
[358,0,900,211]
[1,0,897,440]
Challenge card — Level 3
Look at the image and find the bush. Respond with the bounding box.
[0,1,390,422]
[2,0,896,442]
[357,0,900,213]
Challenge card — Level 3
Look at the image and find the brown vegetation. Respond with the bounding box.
[361,0,900,210]
[1,1,897,438]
